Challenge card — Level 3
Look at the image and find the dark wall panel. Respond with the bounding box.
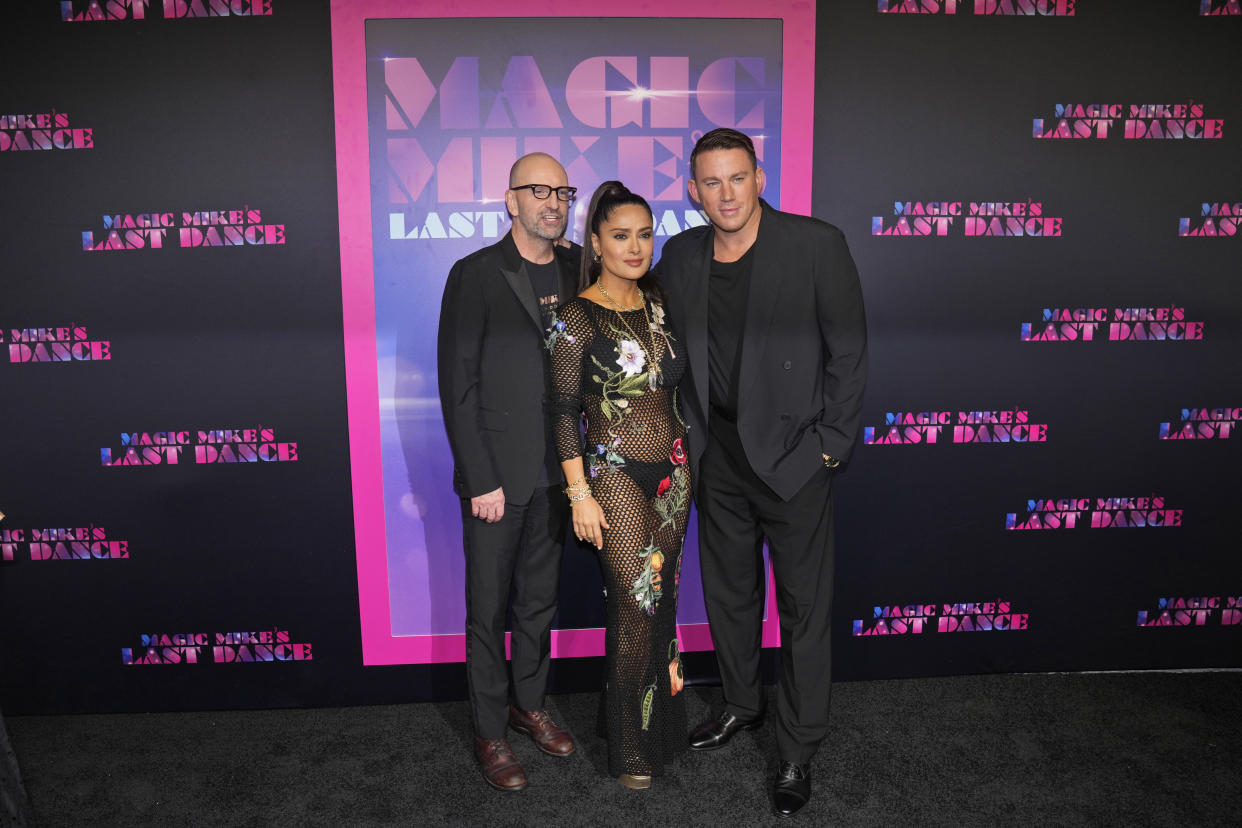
[1,1,1237,714]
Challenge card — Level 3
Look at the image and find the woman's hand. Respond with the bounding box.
[571,496,610,549]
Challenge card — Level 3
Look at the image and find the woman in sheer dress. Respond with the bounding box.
[547,182,690,790]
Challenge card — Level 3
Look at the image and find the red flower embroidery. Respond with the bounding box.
[656,476,671,497]
[669,438,687,466]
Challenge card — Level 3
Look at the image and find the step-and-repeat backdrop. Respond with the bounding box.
[0,1,1236,714]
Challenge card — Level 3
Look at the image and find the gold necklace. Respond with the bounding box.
[597,283,663,390]
[596,281,643,311]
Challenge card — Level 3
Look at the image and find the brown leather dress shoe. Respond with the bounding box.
[508,705,576,757]
[473,737,527,791]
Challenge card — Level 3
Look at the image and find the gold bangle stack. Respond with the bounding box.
[565,476,591,503]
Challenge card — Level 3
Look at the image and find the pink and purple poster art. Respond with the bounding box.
[331,0,816,665]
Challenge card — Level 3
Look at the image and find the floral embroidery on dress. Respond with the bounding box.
[585,327,654,473]
[630,538,664,615]
[668,639,684,696]
[669,437,687,466]
[582,311,680,474]
[615,339,645,376]
[653,465,690,530]
[673,546,683,600]
[547,294,691,776]
[544,308,575,353]
[589,349,648,426]
[640,680,656,730]
[650,302,667,327]
[589,439,626,478]
[649,301,677,359]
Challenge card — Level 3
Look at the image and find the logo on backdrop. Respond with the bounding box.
[3,326,112,363]
[81,208,286,251]
[1136,596,1242,627]
[383,52,769,241]
[60,0,273,21]
[871,201,1063,237]
[1005,496,1183,530]
[99,428,299,466]
[852,600,1029,636]
[1,112,94,151]
[1158,407,1237,440]
[1032,102,1225,140]
[1178,203,1240,237]
[877,0,1074,14]
[862,409,1048,445]
[1,525,127,562]
[1200,0,1241,14]
[1019,307,1204,342]
[120,628,313,665]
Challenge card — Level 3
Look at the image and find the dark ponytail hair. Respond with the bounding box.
[579,180,665,303]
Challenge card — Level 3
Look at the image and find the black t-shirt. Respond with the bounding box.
[707,243,756,421]
[526,257,562,488]
[707,243,773,490]
[527,258,561,334]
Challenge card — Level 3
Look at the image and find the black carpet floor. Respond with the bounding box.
[6,671,1241,827]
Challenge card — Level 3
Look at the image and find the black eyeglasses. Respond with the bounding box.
[510,184,577,202]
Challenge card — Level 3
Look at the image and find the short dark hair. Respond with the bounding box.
[690,128,757,178]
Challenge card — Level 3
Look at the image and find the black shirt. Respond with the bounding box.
[526,258,562,488]
[707,242,772,487]
[707,243,755,421]
[527,258,561,334]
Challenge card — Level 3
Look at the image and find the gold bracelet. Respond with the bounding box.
[568,488,592,502]
[566,475,586,488]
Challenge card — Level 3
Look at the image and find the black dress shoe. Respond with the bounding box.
[688,711,763,751]
[772,761,811,818]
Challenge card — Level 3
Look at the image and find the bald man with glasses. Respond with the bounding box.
[438,152,581,791]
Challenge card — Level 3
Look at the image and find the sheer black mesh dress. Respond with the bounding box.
[548,293,690,778]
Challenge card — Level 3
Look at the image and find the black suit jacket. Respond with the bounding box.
[437,231,580,503]
[657,200,868,502]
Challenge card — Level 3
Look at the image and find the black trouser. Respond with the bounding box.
[461,485,568,740]
[697,428,836,765]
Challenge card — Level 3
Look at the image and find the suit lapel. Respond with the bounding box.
[684,231,713,417]
[554,243,579,310]
[498,231,544,334]
[737,203,787,406]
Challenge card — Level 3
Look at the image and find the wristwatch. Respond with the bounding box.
[822,453,840,469]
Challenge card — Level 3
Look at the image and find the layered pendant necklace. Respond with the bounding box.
[596,281,662,390]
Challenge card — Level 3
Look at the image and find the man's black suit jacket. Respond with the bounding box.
[658,200,868,502]
[437,231,580,504]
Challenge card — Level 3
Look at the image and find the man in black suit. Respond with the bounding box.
[657,129,868,818]
[437,152,580,791]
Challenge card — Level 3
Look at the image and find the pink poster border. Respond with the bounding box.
[330,0,816,665]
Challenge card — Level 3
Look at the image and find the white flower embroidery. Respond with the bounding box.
[616,340,645,377]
